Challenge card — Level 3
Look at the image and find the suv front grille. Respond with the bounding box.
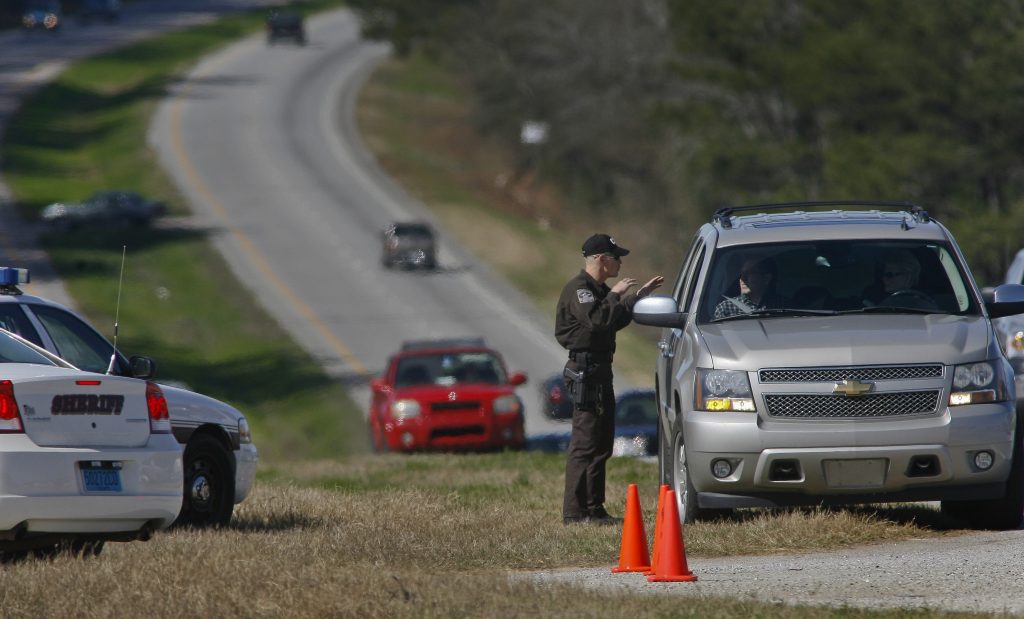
[764,391,940,419]
[759,365,942,383]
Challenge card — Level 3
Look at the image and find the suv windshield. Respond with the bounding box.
[697,240,976,323]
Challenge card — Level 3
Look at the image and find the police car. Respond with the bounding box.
[0,268,256,528]
[0,324,181,558]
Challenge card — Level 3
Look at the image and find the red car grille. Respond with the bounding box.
[431,401,481,412]
[430,426,486,439]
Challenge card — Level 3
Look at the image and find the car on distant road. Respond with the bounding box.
[0,268,255,528]
[634,201,1024,529]
[369,338,527,452]
[41,190,167,230]
[266,8,305,46]
[0,321,181,559]
[381,222,437,270]
[528,382,657,457]
[78,0,120,23]
[21,0,62,31]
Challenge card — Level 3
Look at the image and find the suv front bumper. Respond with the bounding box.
[685,401,1015,507]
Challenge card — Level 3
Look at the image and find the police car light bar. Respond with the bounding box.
[0,268,29,287]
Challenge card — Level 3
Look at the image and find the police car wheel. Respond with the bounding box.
[177,434,235,528]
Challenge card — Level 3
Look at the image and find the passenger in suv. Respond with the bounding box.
[633,201,1024,529]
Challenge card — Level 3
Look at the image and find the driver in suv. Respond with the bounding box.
[633,201,1024,530]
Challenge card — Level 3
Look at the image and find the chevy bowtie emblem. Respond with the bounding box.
[833,379,873,397]
[448,392,457,401]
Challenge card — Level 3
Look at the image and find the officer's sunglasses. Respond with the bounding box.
[603,253,621,262]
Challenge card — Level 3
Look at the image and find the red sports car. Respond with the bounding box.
[369,338,527,452]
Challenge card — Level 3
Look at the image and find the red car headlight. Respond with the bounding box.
[493,395,521,415]
[390,399,421,420]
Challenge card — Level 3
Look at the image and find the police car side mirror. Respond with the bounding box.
[633,296,687,328]
[128,355,156,380]
[987,284,1024,318]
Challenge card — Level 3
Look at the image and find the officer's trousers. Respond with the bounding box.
[562,379,616,519]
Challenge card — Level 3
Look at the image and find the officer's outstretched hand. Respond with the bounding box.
[637,276,665,299]
[611,278,637,295]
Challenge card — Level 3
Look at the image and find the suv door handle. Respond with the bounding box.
[657,341,674,359]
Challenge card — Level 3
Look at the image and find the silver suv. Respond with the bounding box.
[634,202,1024,529]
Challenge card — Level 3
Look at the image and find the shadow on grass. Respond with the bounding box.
[41,227,212,275]
[712,503,966,532]
[223,512,324,533]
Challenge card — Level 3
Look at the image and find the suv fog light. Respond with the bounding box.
[711,459,733,479]
[974,450,994,471]
[400,432,414,447]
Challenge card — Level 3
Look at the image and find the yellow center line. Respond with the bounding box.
[167,73,369,378]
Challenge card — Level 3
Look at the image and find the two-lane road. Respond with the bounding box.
[150,9,575,438]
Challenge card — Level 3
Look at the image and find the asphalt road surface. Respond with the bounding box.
[150,9,573,438]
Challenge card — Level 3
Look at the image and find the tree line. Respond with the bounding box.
[350,0,1024,283]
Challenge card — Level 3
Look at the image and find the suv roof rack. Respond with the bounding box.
[712,200,930,229]
[401,337,486,352]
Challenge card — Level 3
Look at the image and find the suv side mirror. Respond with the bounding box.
[986,284,1024,319]
[128,355,156,380]
[632,296,687,329]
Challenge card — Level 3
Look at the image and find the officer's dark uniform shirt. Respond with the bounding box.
[555,270,638,366]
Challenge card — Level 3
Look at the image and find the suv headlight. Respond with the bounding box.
[390,399,421,420]
[695,369,756,412]
[493,395,522,415]
[950,361,1007,406]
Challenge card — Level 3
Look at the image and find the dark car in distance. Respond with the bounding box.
[22,0,62,31]
[41,190,167,230]
[266,9,305,45]
[529,378,658,457]
[381,222,438,270]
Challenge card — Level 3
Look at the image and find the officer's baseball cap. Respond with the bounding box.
[582,233,630,258]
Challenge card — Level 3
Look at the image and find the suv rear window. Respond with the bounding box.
[697,240,976,323]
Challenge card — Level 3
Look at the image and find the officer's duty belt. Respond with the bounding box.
[569,350,612,364]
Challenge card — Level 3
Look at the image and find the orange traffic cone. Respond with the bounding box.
[610,483,650,573]
[644,484,669,576]
[646,490,697,582]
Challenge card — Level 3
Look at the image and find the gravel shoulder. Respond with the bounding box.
[522,528,1024,614]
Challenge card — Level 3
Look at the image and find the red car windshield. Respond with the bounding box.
[394,352,506,388]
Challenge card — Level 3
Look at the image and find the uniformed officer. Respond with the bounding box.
[555,233,663,525]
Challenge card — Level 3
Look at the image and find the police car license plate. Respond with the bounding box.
[823,458,887,489]
[81,462,123,493]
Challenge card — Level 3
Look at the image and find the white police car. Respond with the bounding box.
[0,325,181,558]
[0,268,256,528]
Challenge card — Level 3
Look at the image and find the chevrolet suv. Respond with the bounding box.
[633,201,1024,529]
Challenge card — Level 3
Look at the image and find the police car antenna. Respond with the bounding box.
[106,246,126,375]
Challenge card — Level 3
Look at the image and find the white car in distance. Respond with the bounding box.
[0,268,256,528]
[0,327,181,558]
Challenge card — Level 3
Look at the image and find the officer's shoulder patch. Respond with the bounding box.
[576,289,595,304]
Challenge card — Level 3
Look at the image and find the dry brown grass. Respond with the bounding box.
[0,453,980,618]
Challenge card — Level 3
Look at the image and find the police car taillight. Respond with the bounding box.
[146,382,171,434]
[0,380,24,433]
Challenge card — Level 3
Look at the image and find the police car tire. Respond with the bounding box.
[178,434,235,528]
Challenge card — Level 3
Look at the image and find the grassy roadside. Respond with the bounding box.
[357,53,669,388]
[2,0,366,461]
[0,457,978,618]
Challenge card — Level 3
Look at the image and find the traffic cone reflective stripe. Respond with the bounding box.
[646,490,697,582]
[610,483,650,573]
[644,484,669,576]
